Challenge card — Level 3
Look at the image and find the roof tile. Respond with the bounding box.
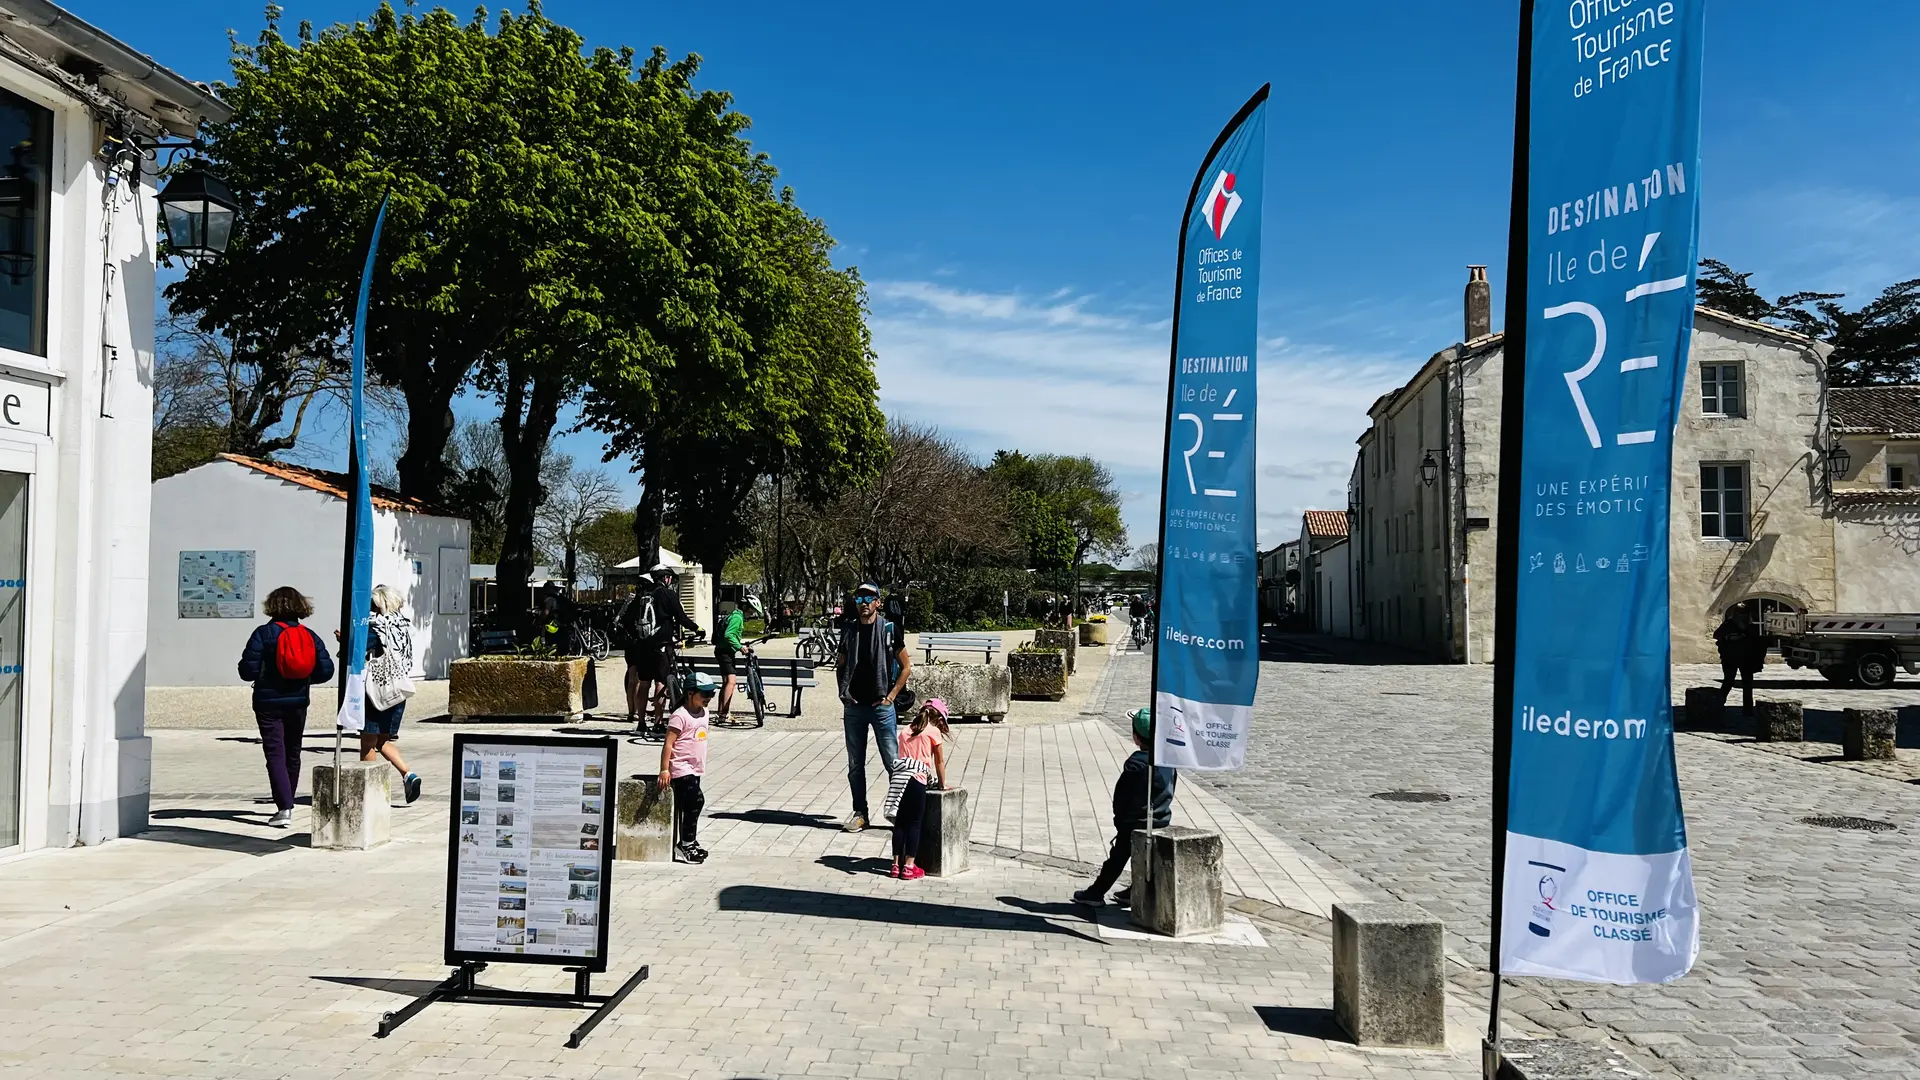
[1302,509,1350,538]
[1830,385,1920,438]
[217,454,459,516]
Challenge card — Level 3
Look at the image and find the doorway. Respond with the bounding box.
[0,472,27,848]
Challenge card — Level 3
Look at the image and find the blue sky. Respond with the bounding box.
[89,0,1920,549]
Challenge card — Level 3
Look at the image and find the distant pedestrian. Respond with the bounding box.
[237,587,336,828]
[658,670,716,863]
[362,585,422,804]
[1714,607,1765,714]
[1074,707,1176,907]
[886,698,952,880]
[837,583,911,832]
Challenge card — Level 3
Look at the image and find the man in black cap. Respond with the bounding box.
[836,582,911,832]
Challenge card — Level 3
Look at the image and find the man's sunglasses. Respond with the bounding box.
[854,595,878,605]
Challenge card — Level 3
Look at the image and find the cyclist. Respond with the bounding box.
[623,564,702,735]
[1128,595,1150,648]
[713,595,762,725]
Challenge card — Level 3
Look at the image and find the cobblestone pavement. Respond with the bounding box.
[1103,633,1920,1079]
[0,658,1484,1079]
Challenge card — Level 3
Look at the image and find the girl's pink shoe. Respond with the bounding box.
[887,864,900,878]
[903,865,926,881]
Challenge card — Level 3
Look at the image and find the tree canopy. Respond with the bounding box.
[1698,259,1920,385]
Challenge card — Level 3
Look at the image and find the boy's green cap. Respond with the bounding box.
[1129,707,1152,742]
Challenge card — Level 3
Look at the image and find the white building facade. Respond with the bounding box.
[149,455,472,685]
[0,2,227,853]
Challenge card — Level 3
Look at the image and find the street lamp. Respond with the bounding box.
[157,163,238,259]
[1824,440,1851,484]
[1420,449,1440,488]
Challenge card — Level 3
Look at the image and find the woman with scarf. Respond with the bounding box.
[362,584,421,803]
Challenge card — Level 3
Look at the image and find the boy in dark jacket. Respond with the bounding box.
[1075,707,1177,906]
[237,586,337,827]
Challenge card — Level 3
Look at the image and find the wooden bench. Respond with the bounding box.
[919,632,1004,664]
[680,656,818,716]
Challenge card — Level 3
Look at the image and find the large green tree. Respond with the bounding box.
[987,450,1128,583]
[172,4,551,500]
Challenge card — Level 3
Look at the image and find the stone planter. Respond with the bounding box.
[1843,708,1897,761]
[449,656,588,721]
[1680,687,1723,731]
[1754,699,1804,743]
[1009,648,1068,701]
[910,662,1012,723]
[1033,628,1077,675]
[1079,620,1110,646]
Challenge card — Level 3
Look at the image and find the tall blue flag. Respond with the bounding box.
[1151,86,1267,772]
[335,194,389,734]
[1500,1,1704,983]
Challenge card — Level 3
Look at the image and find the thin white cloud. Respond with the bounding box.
[869,281,1415,551]
[1709,186,1920,300]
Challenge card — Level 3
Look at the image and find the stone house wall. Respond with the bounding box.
[1350,310,1840,664]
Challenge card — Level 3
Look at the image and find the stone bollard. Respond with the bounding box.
[1754,699,1804,743]
[1033,628,1077,674]
[1843,708,1898,761]
[916,787,971,876]
[311,762,392,850]
[1332,902,1446,1048]
[1128,826,1223,937]
[614,776,675,861]
[1680,687,1723,731]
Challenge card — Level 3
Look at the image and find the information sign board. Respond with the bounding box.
[446,733,616,971]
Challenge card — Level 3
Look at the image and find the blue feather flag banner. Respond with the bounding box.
[336,194,389,734]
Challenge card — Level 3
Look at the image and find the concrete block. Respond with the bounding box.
[909,663,1011,722]
[1844,708,1898,761]
[1755,698,1804,742]
[1496,1037,1647,1079]
[1331,901,1445,1048]
[1009,648,1067,701]
[916,787,971,876]
[311,763,392,850]
[1079,619,1110,646]
[1129,826,1223,937]
[615,777,674,862]
[1679,687,1722,731]
[1032,628,1077,674]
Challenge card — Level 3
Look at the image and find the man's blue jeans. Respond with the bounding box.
[842,701,899,818]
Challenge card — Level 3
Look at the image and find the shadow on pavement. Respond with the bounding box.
[138,816,302,856]
[1254,1005,1344,1040]
[716,885,1100,942]
[711,809,842,830]
[313,975,450,997]
[815,855,894,877]
[1257,632,1444,667]
[996,895,1092,920]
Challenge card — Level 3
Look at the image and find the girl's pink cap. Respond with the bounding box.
[924,698,950,721]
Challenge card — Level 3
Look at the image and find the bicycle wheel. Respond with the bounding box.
[746,659,767,727]
[587,628,610,662]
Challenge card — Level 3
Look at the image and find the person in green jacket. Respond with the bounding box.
[714,596,760,723]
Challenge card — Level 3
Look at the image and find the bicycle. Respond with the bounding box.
[717,633,778,729]
[795,617,838,666]
[632,631,704,740]
[580,624,611,662]
[1130,612,1153,650]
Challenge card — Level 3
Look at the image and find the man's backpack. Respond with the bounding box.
[273,621,318,681]
[619,592,659,647]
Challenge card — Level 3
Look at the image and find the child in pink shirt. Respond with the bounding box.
[658,672,715,863]
[888,698,951,879]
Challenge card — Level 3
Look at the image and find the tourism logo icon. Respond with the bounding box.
[1199,170,1242,240]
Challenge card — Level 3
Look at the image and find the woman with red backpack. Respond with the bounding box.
[237,586,336,827]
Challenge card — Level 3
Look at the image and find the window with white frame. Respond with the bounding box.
[1700,463,1748,540]
[1700,363,1743,417]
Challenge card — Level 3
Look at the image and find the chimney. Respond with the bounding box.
[1464,265,1491,341]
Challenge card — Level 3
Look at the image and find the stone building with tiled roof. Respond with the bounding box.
[1328,268,1920,665]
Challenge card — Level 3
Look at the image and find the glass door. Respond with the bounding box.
[0,472,24,848]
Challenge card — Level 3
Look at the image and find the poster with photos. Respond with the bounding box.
[446,734,616,969]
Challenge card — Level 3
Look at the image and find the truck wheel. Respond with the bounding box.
[1818,664,1854,686]
[1855,651,1898,690]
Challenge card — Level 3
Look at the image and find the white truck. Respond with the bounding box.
[1765,612,1920,689]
